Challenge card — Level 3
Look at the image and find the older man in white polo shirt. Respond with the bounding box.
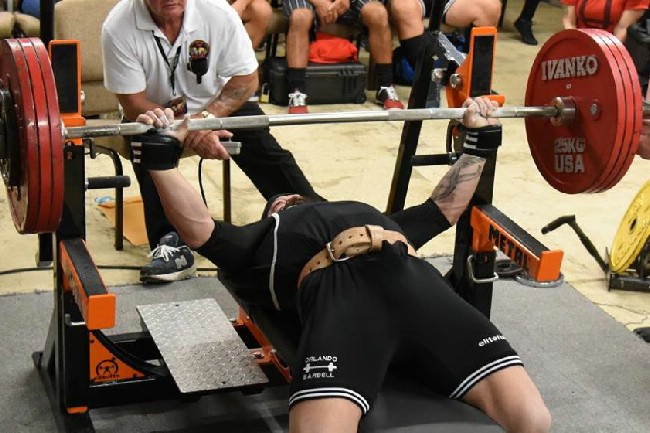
[102,0,320,283]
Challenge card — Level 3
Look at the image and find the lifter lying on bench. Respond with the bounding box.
[130,97,551,433]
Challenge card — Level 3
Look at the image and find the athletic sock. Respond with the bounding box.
[287,67,307,94]
[375,63,393,88]
[399,33,425,69]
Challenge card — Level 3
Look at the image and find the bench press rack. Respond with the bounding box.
[30,42,283,433]
[386,9,564,318]
[26,3,565,432]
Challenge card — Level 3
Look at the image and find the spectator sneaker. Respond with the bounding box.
[288,90,309,114]
[140,232,196,284]
[514,18,538,46]
[376,86,404,110]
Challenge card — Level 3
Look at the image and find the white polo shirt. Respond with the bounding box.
[101,0,258,112]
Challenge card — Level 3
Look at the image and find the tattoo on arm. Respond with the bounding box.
[204,73,257,117]
[206,86,250,117]
[432,155,485,224]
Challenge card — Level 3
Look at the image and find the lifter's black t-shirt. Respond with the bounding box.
[197,199,450,311]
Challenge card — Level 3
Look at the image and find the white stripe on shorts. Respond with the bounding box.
[289,387,370,414]
[449,355,523,399]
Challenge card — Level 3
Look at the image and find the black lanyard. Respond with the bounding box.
[153,33,181,95]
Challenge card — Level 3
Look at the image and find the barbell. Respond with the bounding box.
[0,29,645,235]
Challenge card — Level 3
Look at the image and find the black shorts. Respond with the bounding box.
[289,243,522,415]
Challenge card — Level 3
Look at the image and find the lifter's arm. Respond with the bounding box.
[431,154,485,225]
[150,169,215,249]
[134,111,272,270]
[133,111,215,249]
[434,97,499,225]
[391,98,499,248]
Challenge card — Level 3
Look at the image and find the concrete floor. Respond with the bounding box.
[0,0,649,335]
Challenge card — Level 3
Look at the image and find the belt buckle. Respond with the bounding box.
[327,242,350,262]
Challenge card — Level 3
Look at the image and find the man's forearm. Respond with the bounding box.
[203,73,258,118]
[431,154,485,225]
[614,9,644,41]
[562,6,576,29]
[150,169,216,249]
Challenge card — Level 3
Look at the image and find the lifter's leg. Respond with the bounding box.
[289,399,362,433]
[463,366,551,433]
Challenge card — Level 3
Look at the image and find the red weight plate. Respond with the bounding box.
[593,33,638,192]
[25,38,64,232]
[32,40,64,231]
[0,39,41,233]
[19,39,54,233]
[592,32,642,192]
[585,31,634,192]
[525,29,627,194]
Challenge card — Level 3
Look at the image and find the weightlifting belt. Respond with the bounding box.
[297,225,417,287]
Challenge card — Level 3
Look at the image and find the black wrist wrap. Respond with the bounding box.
[460,125,502,157]
[131,130,183,171]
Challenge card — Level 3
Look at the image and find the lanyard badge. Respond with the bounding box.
[187,40,210,84]
[153,34,181,95]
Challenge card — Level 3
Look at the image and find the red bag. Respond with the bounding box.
[309,32,358,63]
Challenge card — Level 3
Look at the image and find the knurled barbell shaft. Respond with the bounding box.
[63,105,650,140]
[63,106,559,139]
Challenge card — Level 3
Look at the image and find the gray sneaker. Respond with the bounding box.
[140,232,196,284]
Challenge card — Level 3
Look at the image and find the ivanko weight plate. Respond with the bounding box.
[525,29,627,194]
[33,39,64,231]
[586,30,636,192]
[24,38,64,232]
[591,32,641,192]
[610,180,650,273]
[20,39,54,233]
[0,39,42,233]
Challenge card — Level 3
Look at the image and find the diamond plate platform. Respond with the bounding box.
[137,298,268,393]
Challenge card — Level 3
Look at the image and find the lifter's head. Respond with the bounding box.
[262,194,322,218]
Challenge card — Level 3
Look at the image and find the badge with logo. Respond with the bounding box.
[302,354,338,380]
[187,40,210,84]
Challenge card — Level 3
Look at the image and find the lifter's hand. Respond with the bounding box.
[136,107,176,129]
[137,108,234,160]
[461,97,500,128]
[459,97,502,158]
[133,108,188,171]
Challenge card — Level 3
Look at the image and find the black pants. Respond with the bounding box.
[133,101,319,249]
[518,0,542,21]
